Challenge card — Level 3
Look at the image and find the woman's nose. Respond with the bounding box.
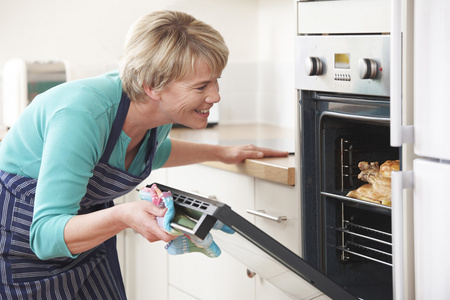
[205,81,220,104]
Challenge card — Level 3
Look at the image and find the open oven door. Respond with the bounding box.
[151,183,359,300]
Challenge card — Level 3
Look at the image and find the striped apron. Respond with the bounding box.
[0,93,157,299]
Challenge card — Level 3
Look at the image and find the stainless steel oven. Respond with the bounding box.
[296,35,399,300]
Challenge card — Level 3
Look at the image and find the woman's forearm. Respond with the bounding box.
[64,201,171,255]
[162,139,221,167]
[63,205,126,255]
[163,139,289,168]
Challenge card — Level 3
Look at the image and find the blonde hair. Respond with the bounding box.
[120,10,229,102]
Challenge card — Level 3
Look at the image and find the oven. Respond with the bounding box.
[296,35,399,300]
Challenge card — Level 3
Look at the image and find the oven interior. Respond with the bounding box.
[301,92,399,300]
[322,115,395,300]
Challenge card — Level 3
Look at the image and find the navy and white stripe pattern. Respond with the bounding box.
[0,171,126,299]
[0,92,158,299]
[80,144,155,210]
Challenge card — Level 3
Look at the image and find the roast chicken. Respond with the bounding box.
[346,160,399,206]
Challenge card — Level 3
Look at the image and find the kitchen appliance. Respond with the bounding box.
[150,182,359,300]
[296,0,450,299]
[296,34,398,300]
[392,0,450,299]
[2,58,69,128]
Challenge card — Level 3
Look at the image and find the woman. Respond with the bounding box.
[0,10,288,299]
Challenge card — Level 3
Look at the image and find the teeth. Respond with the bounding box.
[196,109,209,114]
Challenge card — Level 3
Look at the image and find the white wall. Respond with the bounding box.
[256,0,296,128]
[0,0,295,129]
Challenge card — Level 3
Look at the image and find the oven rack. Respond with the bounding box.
[338,221,391,244]
[336,216,392,267]
[321,191,391,213]
[336,246,392,267]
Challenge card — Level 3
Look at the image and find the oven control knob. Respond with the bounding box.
[305,57,323,76]
[358,58,378,79]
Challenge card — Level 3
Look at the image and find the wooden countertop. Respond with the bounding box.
[170,124,296,186]
[201,155,296,186]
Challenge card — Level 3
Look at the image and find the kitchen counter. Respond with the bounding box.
[0,124,297,185]
[169,124,296,186]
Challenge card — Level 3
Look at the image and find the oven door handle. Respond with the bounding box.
[390,0,413,147]
[391,170,414,300]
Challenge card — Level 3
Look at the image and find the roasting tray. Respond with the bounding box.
[152,183,360,300]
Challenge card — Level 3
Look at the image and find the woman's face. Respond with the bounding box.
[157,60,221,129]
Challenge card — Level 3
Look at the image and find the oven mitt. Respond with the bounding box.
[138,183,176,233]
[138,184,234,258]
[213,220,234,234]
[164,213,235,258]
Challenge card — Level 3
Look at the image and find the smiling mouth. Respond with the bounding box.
[196,109,210,114]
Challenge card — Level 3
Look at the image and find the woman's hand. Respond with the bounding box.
[217,144,289,164]
[120,200,176,243]
[64,200,175,256]
[163,139,289,168]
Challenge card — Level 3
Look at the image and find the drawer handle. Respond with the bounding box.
[246,268,256,278]
[246,209,287,223]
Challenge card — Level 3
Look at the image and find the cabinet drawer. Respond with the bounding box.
[256,277,296,300]
[253,180,301,300]
[168,253,255,300]
[254,179,300,255]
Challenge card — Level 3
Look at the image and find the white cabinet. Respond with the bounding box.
[120,168,169,300]
[297,0,390,35]
[253,179,299,300]
[413,159,450,298]
[124,231,168,300]
[120,164,299,300]
[253,179,299,253]
[166,165,255,222]
[256,277,296,300]
[168,286,197,300]
[167,165,256,300]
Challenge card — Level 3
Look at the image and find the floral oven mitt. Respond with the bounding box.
[139,184,234,258]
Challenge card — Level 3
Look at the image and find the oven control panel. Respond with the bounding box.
[295,35,390,97]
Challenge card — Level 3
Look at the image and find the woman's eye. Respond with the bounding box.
[197,85,207,91]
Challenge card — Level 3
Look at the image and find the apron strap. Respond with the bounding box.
[100,92,130,163]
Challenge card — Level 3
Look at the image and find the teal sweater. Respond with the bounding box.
[0,72,172,259]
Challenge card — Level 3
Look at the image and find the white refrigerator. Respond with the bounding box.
[392,0,450,299]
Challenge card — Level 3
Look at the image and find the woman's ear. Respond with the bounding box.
[143,84,161,100]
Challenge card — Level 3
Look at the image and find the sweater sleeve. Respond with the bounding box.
[30,108,105,260]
